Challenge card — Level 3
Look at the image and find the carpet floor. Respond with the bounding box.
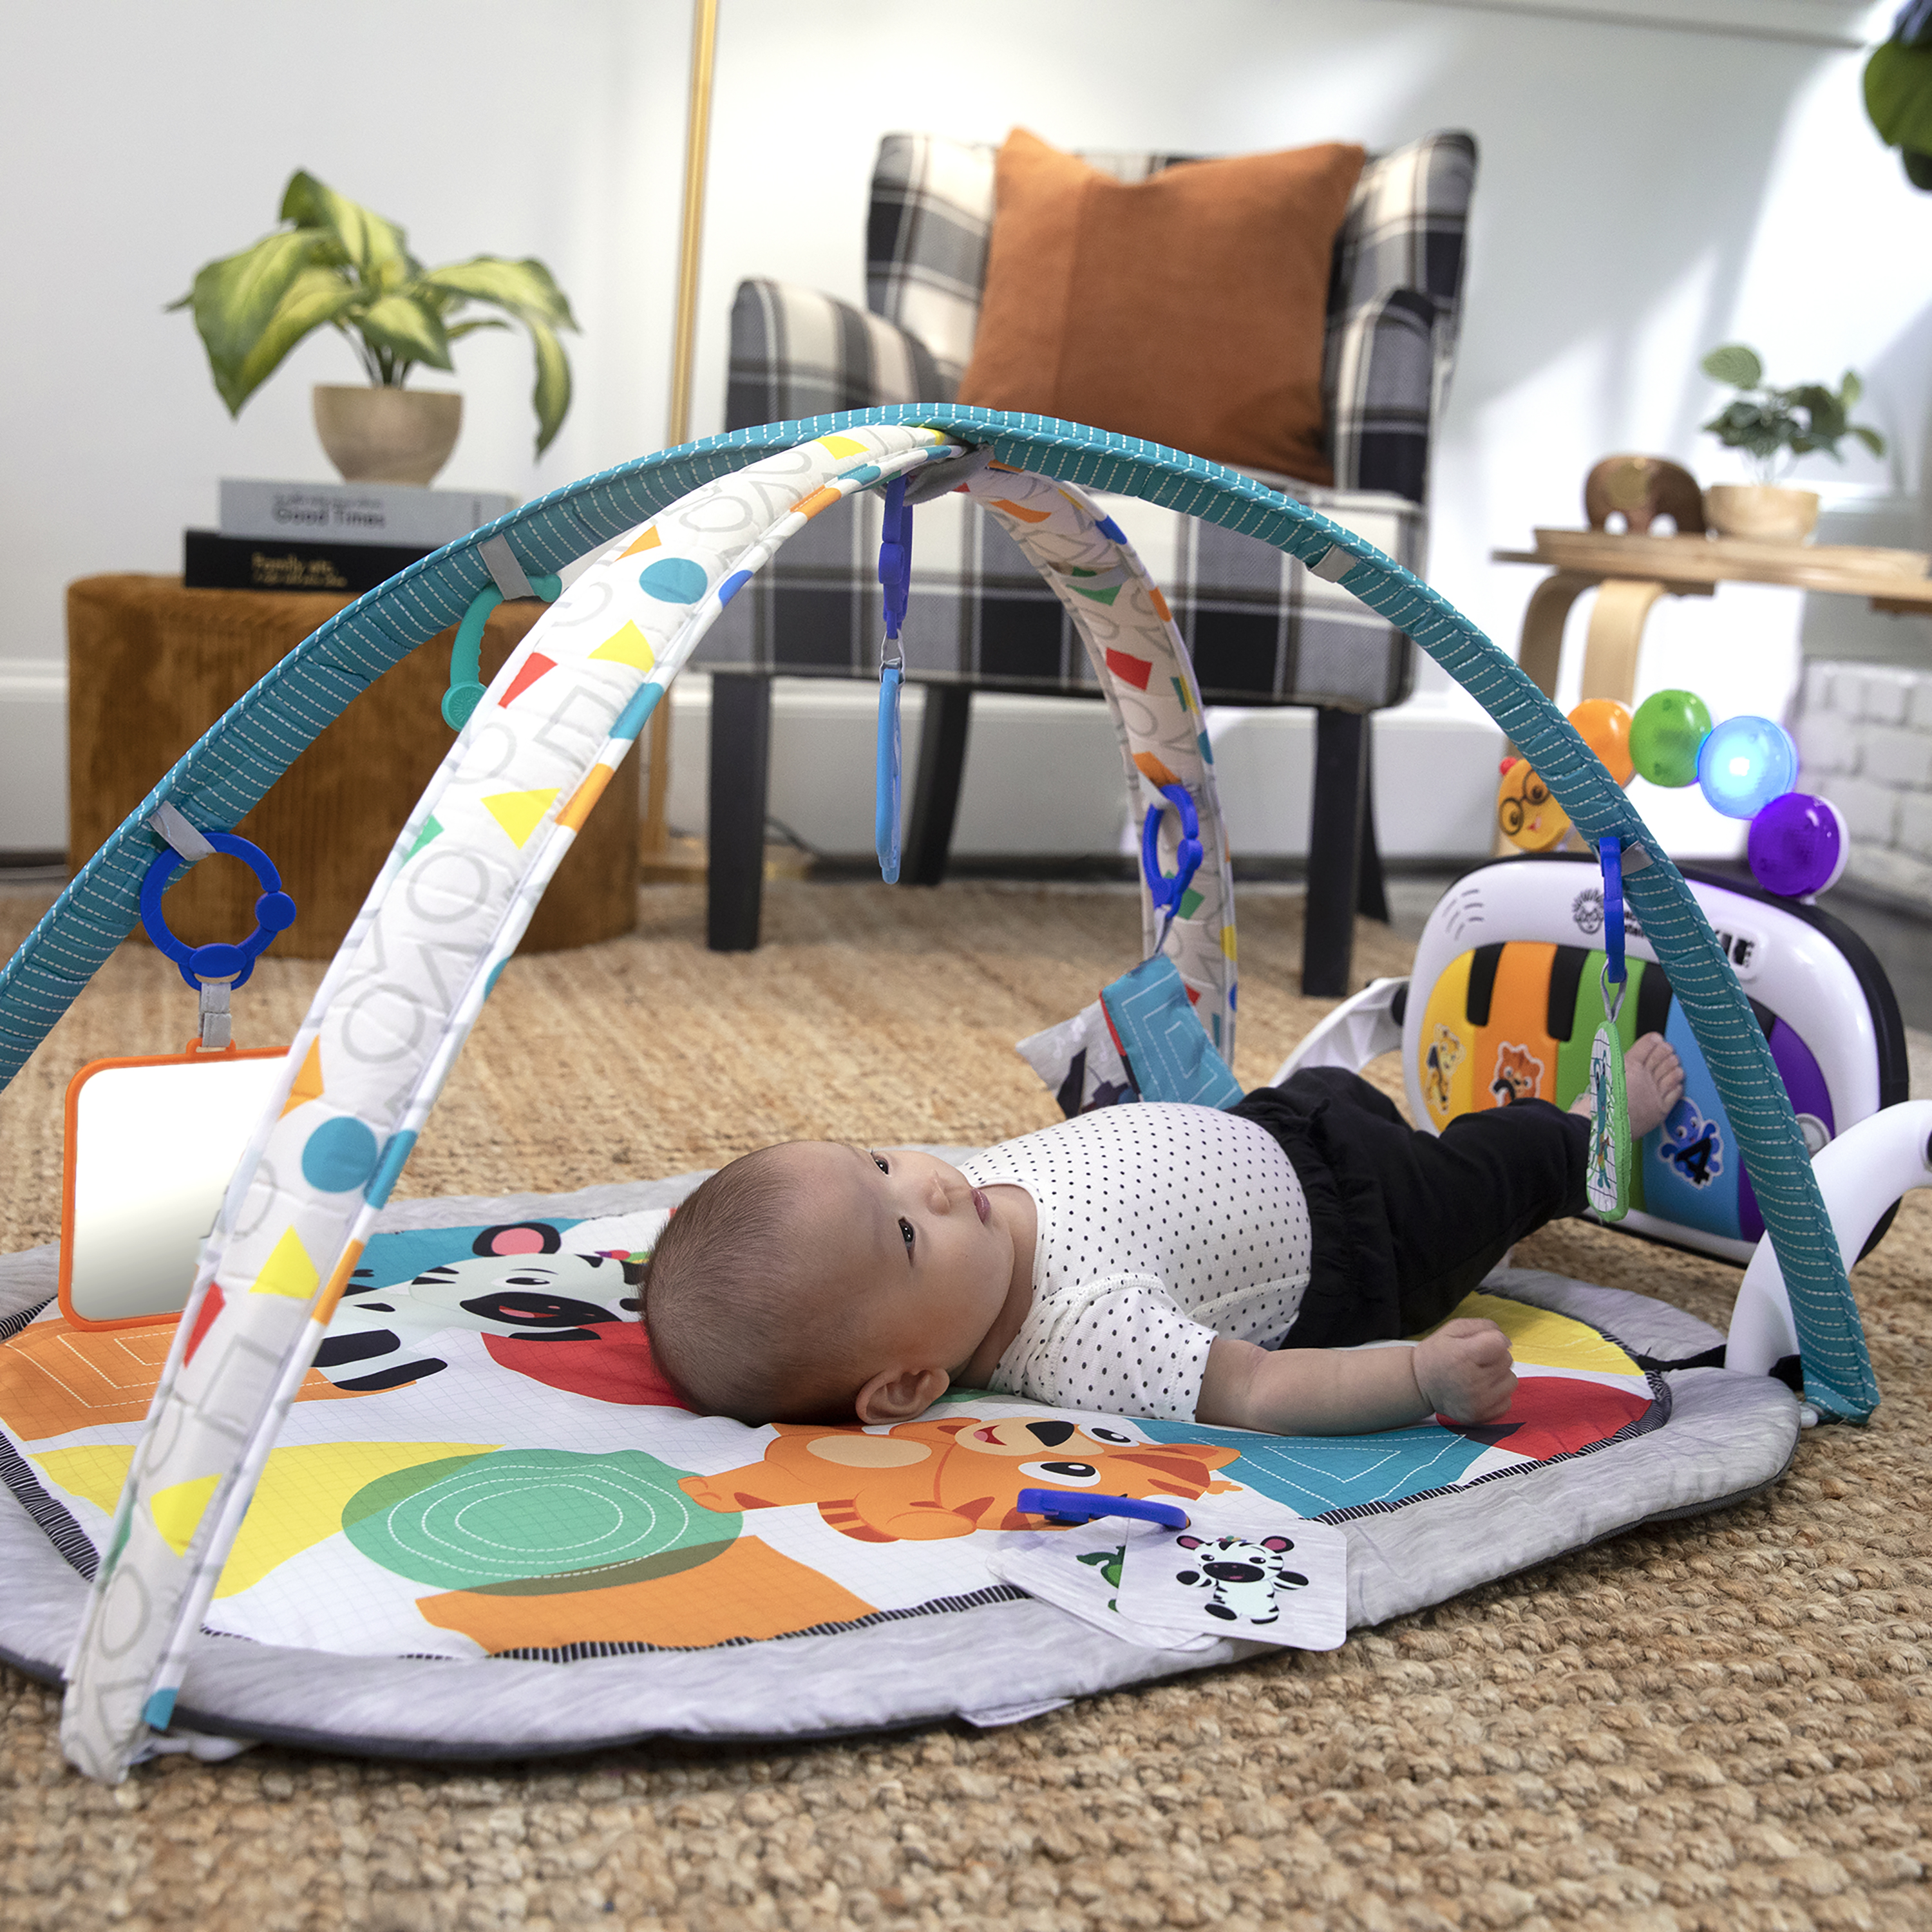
[1,881,1928,1932]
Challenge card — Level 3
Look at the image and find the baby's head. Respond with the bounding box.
[643,1141,1018,1425]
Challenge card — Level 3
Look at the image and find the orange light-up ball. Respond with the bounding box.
[1567,699,1635,785]
[1496,757,1571,851]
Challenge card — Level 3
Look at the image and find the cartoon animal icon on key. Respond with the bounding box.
[1172,1533,1309,1626]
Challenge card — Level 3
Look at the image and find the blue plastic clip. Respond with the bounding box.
[1140,782,1204,953]
[1598,837,1626,987]
[875,475,913,884]
[1017,1488,1191,1531]
[878,474,912,643]
[443,572,564,730]
[1598,835,1629,1025]
[139,827,296,992]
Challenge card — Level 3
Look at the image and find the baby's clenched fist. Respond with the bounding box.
[1412,1318,1517,1425]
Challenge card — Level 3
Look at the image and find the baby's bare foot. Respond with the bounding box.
[1624,1032,1685,1137]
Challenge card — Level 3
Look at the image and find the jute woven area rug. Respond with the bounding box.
[1,880,1927,1932]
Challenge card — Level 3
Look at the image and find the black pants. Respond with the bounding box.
[1231,1066,1591,1349]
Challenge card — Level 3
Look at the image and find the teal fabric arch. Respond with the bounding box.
[0,407,1875,1421]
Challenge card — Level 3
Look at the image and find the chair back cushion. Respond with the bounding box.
[951,129,1364,483]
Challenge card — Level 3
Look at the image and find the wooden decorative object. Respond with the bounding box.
[67,576,638,958]
[1584,455,1707,536]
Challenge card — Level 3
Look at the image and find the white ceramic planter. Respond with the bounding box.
[1703,483,1820,545]
[312,385,462,486]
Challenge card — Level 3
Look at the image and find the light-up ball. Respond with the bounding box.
[1496,757,1571,851]
[1747,791,1847,897]
[1696,714,1799,820]
[1628,689,1712,788]
[1568,699,1635,784]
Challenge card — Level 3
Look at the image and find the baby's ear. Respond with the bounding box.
[855,1365,951,1425]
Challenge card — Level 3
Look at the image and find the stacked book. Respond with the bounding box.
[185,480,516,594]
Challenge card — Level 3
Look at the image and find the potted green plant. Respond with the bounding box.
[175,170,580,486]
[1698,345,1886,544]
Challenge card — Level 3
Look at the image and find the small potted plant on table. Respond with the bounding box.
[175,170,580,484]
[1699,345,1886,544]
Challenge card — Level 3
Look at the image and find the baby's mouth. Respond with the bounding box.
[972,1188,990,1224]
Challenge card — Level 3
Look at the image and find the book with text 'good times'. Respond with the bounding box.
[218,478,515,548]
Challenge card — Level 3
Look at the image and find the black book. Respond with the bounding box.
[183,528,432,595]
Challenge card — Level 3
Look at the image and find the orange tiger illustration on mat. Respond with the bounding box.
[679,1415,1242,1542]
[1489,1043,1546,1106]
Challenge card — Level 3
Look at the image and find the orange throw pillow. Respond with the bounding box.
[955,128,1365,484]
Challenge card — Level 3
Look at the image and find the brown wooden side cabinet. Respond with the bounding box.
[67,576,639,957]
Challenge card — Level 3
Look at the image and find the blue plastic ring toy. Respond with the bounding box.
[1140,782,1203,918]
[138,828,297,990]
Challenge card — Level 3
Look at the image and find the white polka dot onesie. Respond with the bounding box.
[959,1103,1312,1422]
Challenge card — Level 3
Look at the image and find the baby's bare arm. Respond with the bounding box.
[1196,1320,1517,1434]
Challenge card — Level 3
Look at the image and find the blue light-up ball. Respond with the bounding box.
[1696,714,1799,820]
[1747,791,1847,898]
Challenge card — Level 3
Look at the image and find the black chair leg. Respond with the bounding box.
[1303,707,1370,998]
[1356,721,1390,924]
[903,684,972,887]
[706,672,772,952]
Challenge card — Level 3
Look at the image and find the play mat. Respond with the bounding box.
[0,408,1904,1781]
[0,1174,1801,1760]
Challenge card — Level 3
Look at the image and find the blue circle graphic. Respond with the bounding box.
[302,1116,383,1193]
[638,558,709,604]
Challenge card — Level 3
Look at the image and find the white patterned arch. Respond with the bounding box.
[61,422,1235,1781]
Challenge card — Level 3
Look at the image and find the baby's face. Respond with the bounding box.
[767,1142,1019,1379]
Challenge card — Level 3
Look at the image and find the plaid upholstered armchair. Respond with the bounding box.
[697,130,1478,994]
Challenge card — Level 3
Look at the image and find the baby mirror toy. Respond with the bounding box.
[59,803,296,1327]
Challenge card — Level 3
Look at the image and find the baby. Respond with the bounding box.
[642,1038,1685,1437]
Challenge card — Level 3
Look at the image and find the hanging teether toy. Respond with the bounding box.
[1585,835,1631,1222]
[875,475,912,884]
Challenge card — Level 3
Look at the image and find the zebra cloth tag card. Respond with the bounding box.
[1113,1502,1347,1650]
[985,1526,1215,1653]
[1585,1021,1630,1222]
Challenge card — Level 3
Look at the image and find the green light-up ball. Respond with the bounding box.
[1628,689,1713,788]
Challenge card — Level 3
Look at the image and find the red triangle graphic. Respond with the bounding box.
[499,652,557,708]
[183,1281,226,1367]
[1103,648,1153,691]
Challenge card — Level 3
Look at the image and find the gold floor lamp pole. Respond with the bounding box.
[641,0,719,872]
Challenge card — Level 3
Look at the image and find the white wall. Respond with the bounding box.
[2,0,1923,865]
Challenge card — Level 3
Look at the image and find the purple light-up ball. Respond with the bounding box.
[1747,791,1847,898]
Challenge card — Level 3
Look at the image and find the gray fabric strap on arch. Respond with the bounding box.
[478,534,536,603]
[147,802,213,866]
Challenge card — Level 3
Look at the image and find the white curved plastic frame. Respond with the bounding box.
[1727,1101,1932,1379]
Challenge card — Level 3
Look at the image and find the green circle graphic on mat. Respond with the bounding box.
[343,1448,739,1591]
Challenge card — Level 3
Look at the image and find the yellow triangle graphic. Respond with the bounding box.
[818,433,866,457]
[251,1223,320,1301]
[621,526,662,556]
[589,620,657,672]
[279,1037,324,1118]
[151,1473,220,1557]
[483,787,560,849]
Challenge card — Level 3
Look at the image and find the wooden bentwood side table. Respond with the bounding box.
[1493,528,1932,713]
[67,576,639,958]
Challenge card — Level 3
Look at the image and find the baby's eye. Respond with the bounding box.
[899,1217,915,1254]
[873,1153,890,1174]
